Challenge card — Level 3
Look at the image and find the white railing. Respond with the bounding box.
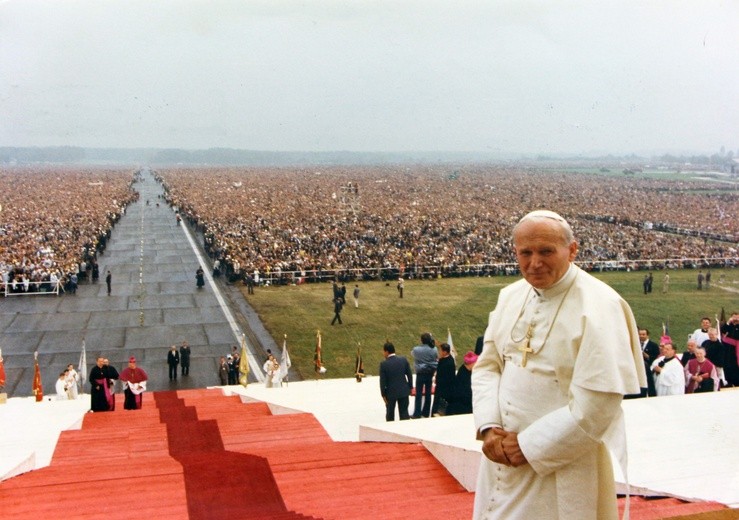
[3,280,62,297]
[219,256,737,286]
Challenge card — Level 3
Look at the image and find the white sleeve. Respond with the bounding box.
[518,385,622,476]
[660,361,684,387]
[472,328,505,436]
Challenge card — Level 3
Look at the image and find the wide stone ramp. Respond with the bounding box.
[0,169,248,398]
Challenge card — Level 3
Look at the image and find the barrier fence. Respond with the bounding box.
[219,256,737,286]
[3,280,62,297]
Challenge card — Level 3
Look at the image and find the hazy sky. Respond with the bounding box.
[1,0,737,155]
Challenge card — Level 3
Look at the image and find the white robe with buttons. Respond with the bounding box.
[472,265,645,520]
[651,356,685,396]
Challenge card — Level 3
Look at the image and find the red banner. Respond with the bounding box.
[33,358,43,402]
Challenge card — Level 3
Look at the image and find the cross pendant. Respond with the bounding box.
[518,326,534,367]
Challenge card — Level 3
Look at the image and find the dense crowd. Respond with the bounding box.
[0,165,735,291]
[156,166,738,282]
[0,167,139,293]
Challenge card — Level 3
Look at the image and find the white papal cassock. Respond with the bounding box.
[472,264,646,519]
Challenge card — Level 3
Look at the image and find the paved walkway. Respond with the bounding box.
[1,169,271,398]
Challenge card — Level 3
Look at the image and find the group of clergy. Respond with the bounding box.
[88,356,148,411]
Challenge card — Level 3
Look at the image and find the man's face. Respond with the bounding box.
[701,319,711,330]
[638,330,648,343]
[687,341,696,353]
[663,344,676,358]
[513,219,577,290]
[96,357,104,368]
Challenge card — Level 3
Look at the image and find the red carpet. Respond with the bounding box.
[0,388,729,519]
[153,391,305,519]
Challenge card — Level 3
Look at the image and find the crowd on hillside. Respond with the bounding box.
[156,166,738,283]
[0,167,139,293]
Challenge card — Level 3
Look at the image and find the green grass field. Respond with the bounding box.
[240,268,738,380]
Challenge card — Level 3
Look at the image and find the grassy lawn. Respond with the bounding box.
[240,268,738,380]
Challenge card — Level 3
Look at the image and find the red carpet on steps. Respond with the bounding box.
[0,388,729,519]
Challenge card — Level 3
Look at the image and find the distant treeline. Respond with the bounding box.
[0,146,510,166]
[2,146,735,168]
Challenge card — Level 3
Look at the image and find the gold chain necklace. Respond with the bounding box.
[509,270,579,367]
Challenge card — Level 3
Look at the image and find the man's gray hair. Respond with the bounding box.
[513,210,575,245]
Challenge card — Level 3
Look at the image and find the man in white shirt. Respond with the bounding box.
[690,317,711,349]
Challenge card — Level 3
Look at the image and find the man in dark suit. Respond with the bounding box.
[167,345,180,381]
[639,328,660,397]
[379,342,412,421]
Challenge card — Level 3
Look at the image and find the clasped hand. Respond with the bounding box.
[482,427,527,467]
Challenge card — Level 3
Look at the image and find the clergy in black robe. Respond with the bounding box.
[89,357,114,412]
[432,344,456,416]
[446,351,477,416]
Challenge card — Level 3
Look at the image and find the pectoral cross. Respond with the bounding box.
[518,325,534,367]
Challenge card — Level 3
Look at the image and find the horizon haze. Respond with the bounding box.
[1,0,737,157]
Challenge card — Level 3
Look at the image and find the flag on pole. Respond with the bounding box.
[32,351,43,402]
[716,313,721,337]
[447,328,458,360]
[355,344,365,382]
[279,334,291,384]
[239,333,249,386]
[718,307,727,337]
[78,339,87,395]
[314,330,326,375]
[0,348,6,391]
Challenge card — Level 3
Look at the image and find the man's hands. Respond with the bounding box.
[481,427,528,467]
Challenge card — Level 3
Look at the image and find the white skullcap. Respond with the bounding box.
[519,209,567,223]
[515,210,574,243]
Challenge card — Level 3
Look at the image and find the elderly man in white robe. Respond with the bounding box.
[472,210,645,520]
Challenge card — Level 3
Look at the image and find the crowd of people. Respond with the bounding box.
[379,332,478,422]
[0,167,139,294]
[639,313,739,396]
[0,166,735,294]
[155,166,737,284]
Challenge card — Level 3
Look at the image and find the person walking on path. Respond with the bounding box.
[105,270,112,295]
[331,297,343,325]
